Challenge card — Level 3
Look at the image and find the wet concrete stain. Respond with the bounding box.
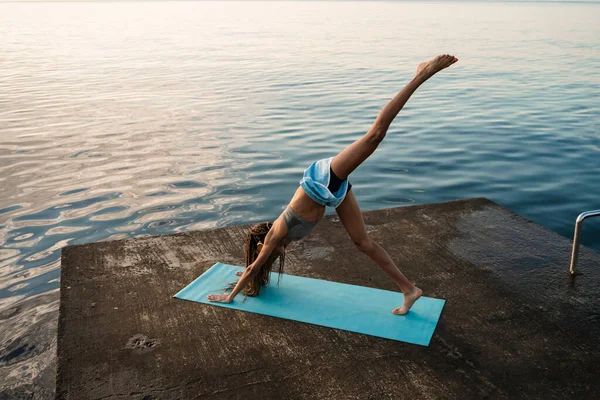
[125,334,160,354]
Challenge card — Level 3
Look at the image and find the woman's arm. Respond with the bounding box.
[226,240,277,301]
[207,219,287,303]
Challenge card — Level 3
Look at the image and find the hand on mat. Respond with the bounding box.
[207,293,232,303]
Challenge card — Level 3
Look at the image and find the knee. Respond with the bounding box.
[367,128,387,145]
[354,238,375,254]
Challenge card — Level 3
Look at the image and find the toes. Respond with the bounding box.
[445,55,456,66]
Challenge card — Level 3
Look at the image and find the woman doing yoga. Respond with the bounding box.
[208,54,459,314]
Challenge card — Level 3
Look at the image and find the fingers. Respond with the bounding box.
[207,294,222,302]
[236,271,243,276]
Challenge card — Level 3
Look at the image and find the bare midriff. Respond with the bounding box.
[288,186,326,223]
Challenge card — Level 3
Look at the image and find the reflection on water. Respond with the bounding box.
[0,1,599,397]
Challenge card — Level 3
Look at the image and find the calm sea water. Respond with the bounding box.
[1,1,599,397]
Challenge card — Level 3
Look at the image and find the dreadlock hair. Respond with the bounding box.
[233,221,285,297]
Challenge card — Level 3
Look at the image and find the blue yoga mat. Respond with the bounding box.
[175,262,445,346]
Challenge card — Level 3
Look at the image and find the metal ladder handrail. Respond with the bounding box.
[569,209,600,276]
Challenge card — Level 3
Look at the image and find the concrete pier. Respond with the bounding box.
[57,198,600,399]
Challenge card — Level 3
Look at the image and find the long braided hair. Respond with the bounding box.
[239,222,285,297]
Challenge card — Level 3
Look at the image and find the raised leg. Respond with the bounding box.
[335,190,422,314]
[330,54,458,180]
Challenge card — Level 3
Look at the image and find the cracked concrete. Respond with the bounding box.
[57,198,600,399]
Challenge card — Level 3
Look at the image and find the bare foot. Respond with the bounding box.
[416,54,458,82]
[392,287,423,315]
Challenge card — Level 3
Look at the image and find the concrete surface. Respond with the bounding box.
[57,198,600,399]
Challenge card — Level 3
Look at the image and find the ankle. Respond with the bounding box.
[404,284,420,294]
[412,75,427,86]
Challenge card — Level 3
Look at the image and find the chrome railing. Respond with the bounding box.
[569,209,600,276]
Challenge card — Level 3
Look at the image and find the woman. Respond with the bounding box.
[208,54,458,315]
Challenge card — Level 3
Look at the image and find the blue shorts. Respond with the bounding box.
[329,165,352,193]
[299,157,352,208]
